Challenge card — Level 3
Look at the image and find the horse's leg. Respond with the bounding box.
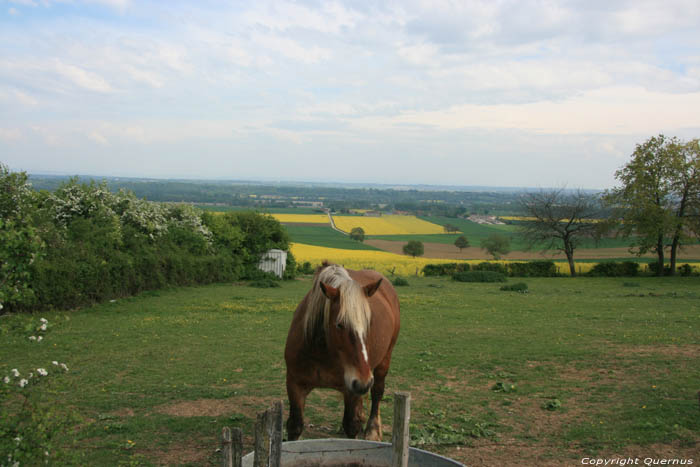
[364,362,389,441]
[342,391,365,439]
[286,379,310,441]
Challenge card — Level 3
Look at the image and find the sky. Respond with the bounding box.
[1,0,700,189]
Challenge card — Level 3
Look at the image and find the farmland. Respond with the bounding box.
[3,277,698,465]
[332,214,449,236]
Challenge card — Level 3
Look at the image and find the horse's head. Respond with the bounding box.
[320,278,382,395]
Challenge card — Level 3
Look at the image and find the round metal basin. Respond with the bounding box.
[242,438,464,467]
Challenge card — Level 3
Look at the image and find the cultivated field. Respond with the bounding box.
[332,214,449,236]
[290,243,700,276]
[4,277,698,466]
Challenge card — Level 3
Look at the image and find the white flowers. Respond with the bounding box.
[29,317,49,342]
[4,361,69,390]
[52,361,69,372]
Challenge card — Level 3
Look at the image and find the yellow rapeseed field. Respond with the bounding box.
[270,214,330,224]
[332,215,449,235]
[291,243,601,276]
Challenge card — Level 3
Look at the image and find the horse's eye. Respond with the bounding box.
[336,322,344,330]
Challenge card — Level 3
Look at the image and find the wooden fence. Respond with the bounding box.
[221,391,411,467]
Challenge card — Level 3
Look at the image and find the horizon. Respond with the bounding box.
[25,169,604,193]
[2,1,699,189]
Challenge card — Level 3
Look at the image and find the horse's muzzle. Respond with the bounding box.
[351,377,374,395]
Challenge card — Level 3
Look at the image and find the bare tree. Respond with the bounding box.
[518,189,603,276]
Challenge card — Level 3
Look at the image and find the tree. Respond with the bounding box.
[454,235,470,252]
[517,189,603,276]
[668,139,700,274]
[350,227,365,242]
[443,223,459,233]
[604,135,700,276]
[403,240,424,258]
[481,234,510,260]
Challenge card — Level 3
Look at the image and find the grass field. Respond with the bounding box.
[2,277,698,465]
[286,226,380,251]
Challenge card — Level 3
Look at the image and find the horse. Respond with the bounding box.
[284,262,400,442]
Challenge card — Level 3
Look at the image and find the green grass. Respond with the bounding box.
[2,277,699,465]
[285,225,380,251]
[402,216,636,250]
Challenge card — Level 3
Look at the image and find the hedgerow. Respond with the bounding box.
[0,165,291,312]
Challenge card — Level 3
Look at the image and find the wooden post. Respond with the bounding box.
[222,427,232,467]
[232,428,243,467]
[270,401,284,467]
[222,427,242,467]
[391,391,411,467]
[253,410,270,467]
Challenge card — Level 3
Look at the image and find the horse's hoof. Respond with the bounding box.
[364,429,382,441]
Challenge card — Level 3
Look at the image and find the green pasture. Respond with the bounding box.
[285,225,380,251]
[2,277,698,465]
[411,216,634,250]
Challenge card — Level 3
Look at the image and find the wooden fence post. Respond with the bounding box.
[222,427,232,467]
[270,401,283,467]
[253,410,270,467]
[253,402,284,467]
[232,427,243,467]
[222,427,242,467]
[391,391,411,467]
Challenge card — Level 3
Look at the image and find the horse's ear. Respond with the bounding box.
[320,282,339,300]
[364,278,382,298]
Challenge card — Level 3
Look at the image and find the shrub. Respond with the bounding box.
[452,271,507,283]
[678,263,694,276]
[249,278,281,288]
[422,263,470,276]
[299,261,315,275]
[500,282,528,293]
[0,167,292,311]
[507,261,557,277]
[392,277,409,287]
[647,262,671,276]
[589,261,640,277]
[472,262,507,274]
[283,251,297,280]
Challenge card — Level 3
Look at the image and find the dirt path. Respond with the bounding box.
[365,239,700,261]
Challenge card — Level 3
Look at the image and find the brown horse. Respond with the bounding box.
[284,262,400,441]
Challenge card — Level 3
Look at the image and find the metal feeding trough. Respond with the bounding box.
[241,438,464,467]
[221,392,464,467]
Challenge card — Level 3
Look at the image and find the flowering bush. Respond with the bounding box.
[1,360,75,466]
[1,168,290,311]
[0,165,43,312]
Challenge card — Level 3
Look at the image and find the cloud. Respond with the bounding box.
[355,86,700,136]
[53,60,114,93]
[0,127,21,141]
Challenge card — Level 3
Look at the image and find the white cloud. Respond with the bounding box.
[351,87,700,136]
[53,60,114,93]
[0,128,21,141]
[253,33,332,64]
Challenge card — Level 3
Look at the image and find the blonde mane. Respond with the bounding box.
[302,264,371,344]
